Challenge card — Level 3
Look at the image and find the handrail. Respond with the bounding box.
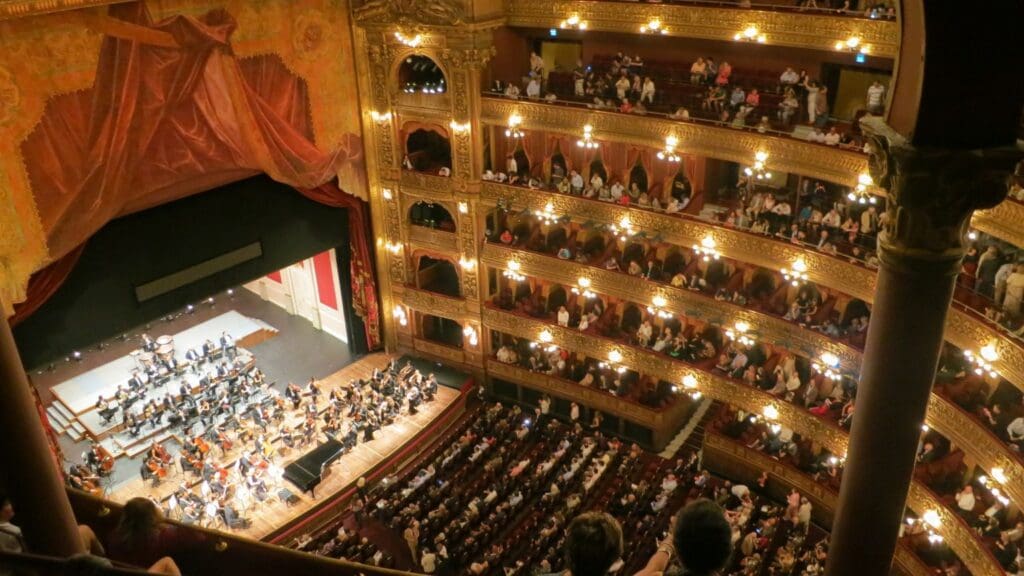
[67,489,416,576]
[478,181,1024,397]
[0,550,152,575]
[479,306,1005,575]
[481,96,868,187]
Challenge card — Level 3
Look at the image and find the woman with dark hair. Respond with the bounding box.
[105,498,184,575]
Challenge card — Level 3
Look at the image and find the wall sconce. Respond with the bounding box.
[608,349,623,363]
[744,150,771,180]
[385,241,403,255]
[812,352,842,381]
[450,120,471,134]
[725,322,754,347]
[978,468,1011,506]
[781,257,809,287]
[762,404,780,421]
[462,325,479,347]
[657,135,681,162]
[394,31,423,48]
[539,329,553,343]
[458,201,468,214]
[572,277,597,299]
[370,110,393,122]
[505,114,524,139]
[847,172,878,205]
[640,18,668,34]
[964,344,999,378]
[392,305,408,327]
[673,374,701,399]
[503,260,525,281]
[647,295,673,319]
[577,124,599,149]
[382,188,394,201]
[534,201,563,225]
[459,256,477,270]
[692,235,721,262]
[609,216,635,242]
[835,36,871,54]
[734,26,766,43]
[559,14,588,30]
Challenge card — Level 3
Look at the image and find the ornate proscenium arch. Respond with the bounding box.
[825,2,1024,574]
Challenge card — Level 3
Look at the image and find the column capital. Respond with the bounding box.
[863,116,1022,272]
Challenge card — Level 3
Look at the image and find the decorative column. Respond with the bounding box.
[824,118,1020,576]
[0,314,85,556]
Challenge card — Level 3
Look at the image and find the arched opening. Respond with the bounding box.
[398,55,447,94]
[408,201,456,231]
[589,159,608,183]
[406,129,452,173]
[629,160,649,192]
[545,227,567,253]
[421,314,463,347]
[748,269,778,301]
[582,234,606,260]
[622,242,646,266]
[417,255,461,297]
[662,249,687,278]
[551,151,568,184]
[621,303,643,334]
[671,167,692,202]
[548,285,568,313]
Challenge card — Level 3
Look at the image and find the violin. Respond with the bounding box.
[93,445,115,473]
[147,457,168,478]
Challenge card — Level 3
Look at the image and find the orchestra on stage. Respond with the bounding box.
[68,331,441,532]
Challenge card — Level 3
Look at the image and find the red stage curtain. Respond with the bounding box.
[20,2,347,264]
[298,182,382,351]
[10,245,86,327]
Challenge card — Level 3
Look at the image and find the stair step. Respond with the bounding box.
[46,406,70,428]
[53,401,76,421]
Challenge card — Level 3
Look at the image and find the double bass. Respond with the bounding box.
[152,443,172,465]
[146,456,168,479]
[194,436,212,456]
[92,445,115,476]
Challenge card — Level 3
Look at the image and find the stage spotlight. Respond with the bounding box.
[118,334,127,341]
[207,297,215,305]
[186,304,195,314]
[227,289,235,297]
[72,351,82,362]
[47,363,56,372]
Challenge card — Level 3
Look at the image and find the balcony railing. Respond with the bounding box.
[479,181,1024,397]
[482,96,869,187]
[407,225,459,254]
[505,0,898,57]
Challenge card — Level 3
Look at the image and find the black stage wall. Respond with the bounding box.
[15,175,366,368]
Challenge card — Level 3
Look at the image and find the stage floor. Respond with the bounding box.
[103,353,463,540]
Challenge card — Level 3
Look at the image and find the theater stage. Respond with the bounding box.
[103,353,465,540]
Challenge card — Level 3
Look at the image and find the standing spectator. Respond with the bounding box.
[804,79,820,124]
[860,205,879,236]
[1005,264,1024,315]
[0,492,24,553]
[526,75,541,99]
[715,61,732,86]
[641,77,656,105]
[563,512,623,576]
[573,60,586,97]
[404,519,420,563]
[779,66,800,89]
[690,57,707,84]
[615,73,631,101]
[815,85,830,126]
[635,499,732,576]
[866,80,887,114]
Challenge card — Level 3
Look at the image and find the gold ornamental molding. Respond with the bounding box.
[400,170,454,196]
[481,306,1002,575]
[399,286,470,323]
[482,242,861,372]
[408,225,459,255]
[893,546,933,576]
[481,97,869,187]
[505,0,899,59]
[971,200,1024,249]
[412,337,467,365]
[481,182,1024,396]
[0,0,128,19]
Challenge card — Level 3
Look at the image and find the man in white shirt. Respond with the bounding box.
[615,74,631,101]
[866,81,886,114]
[0,494,24,553]
[570,170,584,194]
[526,77,541,99]
[557,306,570,327]
[779,67,799,87]
[955,486,977,514]
[609,181,625,201]
[1008,416,1024,443]
[640,77,656,104]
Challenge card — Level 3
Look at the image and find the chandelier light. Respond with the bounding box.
[812,352,842,381]
[646,295,673,319]
[599,349,627,374]
[744,151,772,180]
[835,36,871,54]
[692,235,721,262]
[577,124,599,149]
[559,14,588,30]
[673,374,702,399]
[503,260,525,282]
[657,135,681,162]
[535,201,563,225]
[640,18,668,34]
[394,31,423,48]
[905,510,945,545]
[978,468,1011,506]
[609,216,635,242]
[734,26,766,43]
[964,344,999,378]
[571,277,597,299]
[725,321,755,347]
[968,230,979,241]
[847,172,878,205]
[505,113,524,139]
[781,257,810,287]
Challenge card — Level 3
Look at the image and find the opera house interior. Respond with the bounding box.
[0,0,1023,575]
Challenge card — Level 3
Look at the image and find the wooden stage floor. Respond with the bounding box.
[103,353,462,540]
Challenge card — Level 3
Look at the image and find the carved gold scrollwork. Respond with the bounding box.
[481,98,869,187]
[457,208,479,299]
[353,0,466,26]
[400,170,453,195]
[408,226,459,254]
[972,200,1024,249]
[401,287,467,322]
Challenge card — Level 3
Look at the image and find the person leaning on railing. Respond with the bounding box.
[103,497,191,575]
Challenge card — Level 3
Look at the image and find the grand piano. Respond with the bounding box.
[282,438,345,496]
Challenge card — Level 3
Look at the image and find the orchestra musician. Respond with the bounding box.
[220,331,236,358]
[141,333,156,352]
[147,441,172,465]
[424,373,438,401]
[125,412,142,437]
[67,465,102,495]
[202,338,218,358]
[127,370,144,391]
[306,378,321,404]
[95,395,117,424]
[285,383,303,410]
[85,444,114,477]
